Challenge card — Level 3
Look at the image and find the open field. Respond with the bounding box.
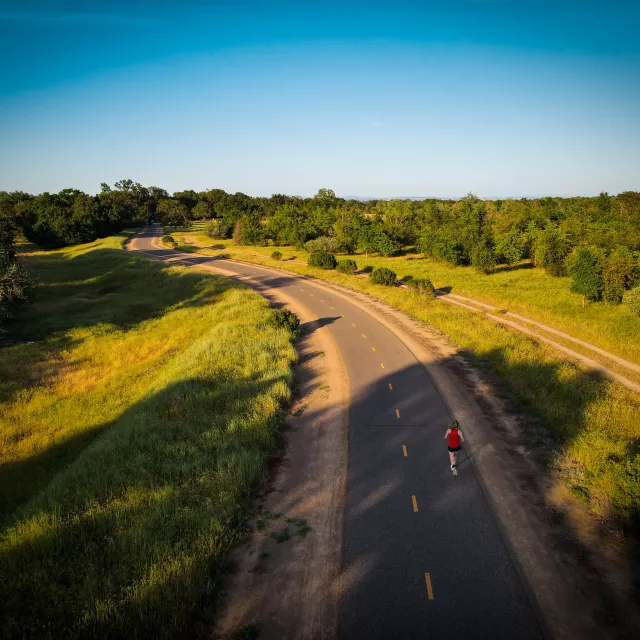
[180,222,640,367]
[167,229,640,536]
[0,233,297,638]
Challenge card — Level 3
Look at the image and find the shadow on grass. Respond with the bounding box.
[493,261,534,274]
[1,371,288,639]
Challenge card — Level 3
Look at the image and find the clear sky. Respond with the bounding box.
[0,0,638,198]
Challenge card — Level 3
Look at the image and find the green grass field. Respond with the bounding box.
[181,221,640,366]
[0,233,297,638]
[174,228,640,535]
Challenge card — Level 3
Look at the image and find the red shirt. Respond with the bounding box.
[448,428,461,448]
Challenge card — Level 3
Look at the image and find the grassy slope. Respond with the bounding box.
[183,222,640,366]
[173,231,640,534]
[0,233,296,638]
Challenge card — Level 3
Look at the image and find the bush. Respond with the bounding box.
[162,235,175,244]
[205,219,229,239]
[602,248,637,304]
[624,287,640,316]
[533,226,570,277]
[336,259,358,274]
[271,251,283,261]
[369,267,397,286]
[305,236,338,253]
[471,242,497,274]
[567,248,603,303]
[308,251,337,270]
[268,308,301,339]
[407,278,435,297]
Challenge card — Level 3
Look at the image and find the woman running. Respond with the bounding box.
[444,420,464,473]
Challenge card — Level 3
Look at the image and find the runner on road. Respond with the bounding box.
[445,420,464,473]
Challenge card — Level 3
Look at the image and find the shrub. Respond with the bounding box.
[271,251,283,261]
[205,219,229,239]
[471,242,497,274]
[305,236,339,253]
[602,248,637,304]
[567,248,603,303]
[308,251,337,270]
[533,226,570,277]
[162,235,175,244]
[268,308,301,339]
[375,232,401,257]
[407,278,435,297]
[369,267,397,286]
[624,287,640,316]
[336,259,358,274]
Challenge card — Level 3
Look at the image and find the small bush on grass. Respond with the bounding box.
[407,278,436,297]
[624,287,640,316]
[336,259,358,274]
[271,251,283,261]
[304,236,338,253]
[308,251,337,270]
[162,235,175,244]
[268,308,301,339]
[370,267,397,286]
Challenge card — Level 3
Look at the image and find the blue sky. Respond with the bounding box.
[0,1,638,198]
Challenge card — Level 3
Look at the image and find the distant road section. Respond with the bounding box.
[129,226,541,639]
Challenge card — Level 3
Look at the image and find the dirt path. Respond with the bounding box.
[181,234,640,394]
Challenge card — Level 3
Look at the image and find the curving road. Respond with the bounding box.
[130,226,541,640]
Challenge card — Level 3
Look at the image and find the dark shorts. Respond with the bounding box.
[448,446,462,452]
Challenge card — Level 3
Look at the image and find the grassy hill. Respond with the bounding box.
[0,233,297,638]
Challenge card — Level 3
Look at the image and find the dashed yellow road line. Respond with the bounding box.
[330,306,335,309]
[380,363,385,369]
[320,299,324,302]
[352,323,356,327]
[425,573,434,600]
[389,383,393,391]
[412,495,418,512]
[362,333,367,339]
[396,409,400,419]
[372,347,376,352]
[402,445,407,456]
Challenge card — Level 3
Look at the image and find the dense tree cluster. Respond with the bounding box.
[2,182,639,307]
[0,213,32,332]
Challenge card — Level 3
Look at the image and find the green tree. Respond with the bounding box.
[156,199,190,228]
[495,229,523,265]
[471,240,497,274]
[567,248,603,304]
[602,248,637,304]
[533,226,570,276]
[358,224,378,257]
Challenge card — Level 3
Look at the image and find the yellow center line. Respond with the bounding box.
[396,409,400,418]
[402,445,408,457]
[412,495,418,512]
[389,383,393,391]
[330,306,335,309]
[372,347,376,352]
[352,323,356,327]
[320,299,324,302]
[380,363,385,369]
[425,573,434,600]
[362,333,367,339]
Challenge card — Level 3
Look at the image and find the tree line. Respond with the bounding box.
[2,182,640,309]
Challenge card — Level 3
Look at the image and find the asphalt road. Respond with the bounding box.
[131,226,541,640]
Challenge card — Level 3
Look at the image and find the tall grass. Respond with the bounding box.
[0,234,297,638]
[177,235,640,533]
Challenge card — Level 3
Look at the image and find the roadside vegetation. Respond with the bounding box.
[0,234,297,638]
